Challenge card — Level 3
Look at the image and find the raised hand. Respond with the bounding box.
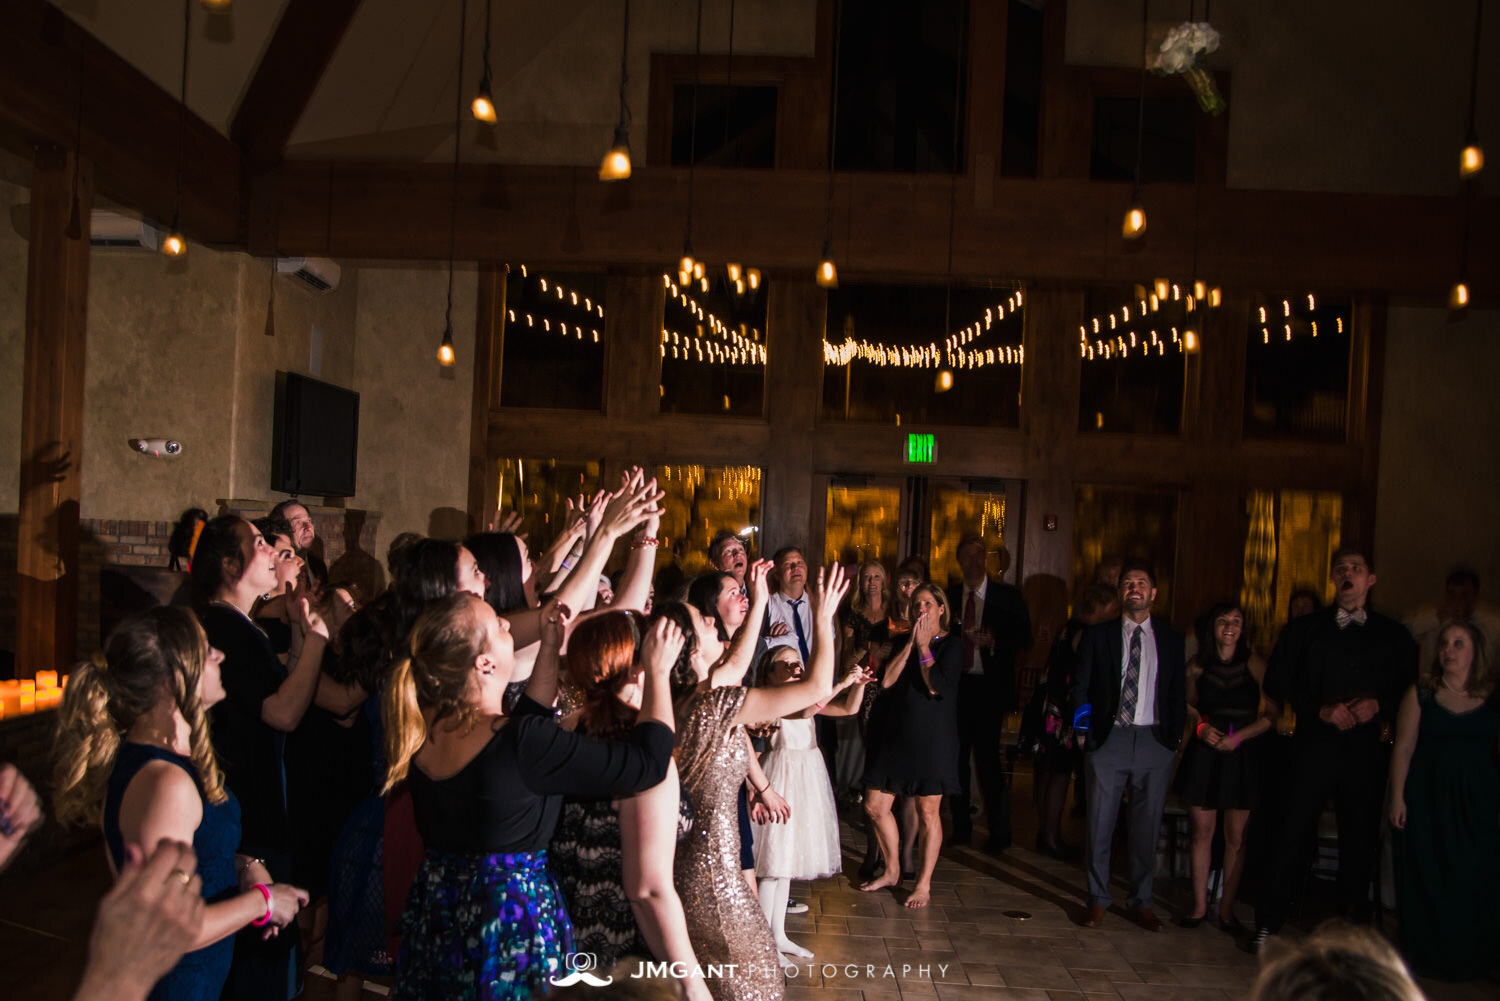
[286,580,330,641]
[487,509,525,535]
[912,606,939,650]
[809,562,851,621]
[745,559,773,603]
[598,471,665,539]
[640,617,686,677]
[539,601,572,650]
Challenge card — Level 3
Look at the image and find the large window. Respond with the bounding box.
[834,0,969,173]
[670,85,778,168]
[1240,490,1342,652]
[495,458,603,542]
[1078,284,1188,434]
[659,272,767,418]
[823,282,1024,426]
[825,480,902,568]
[930,482,1008,591]
[1073,485,1179,615]
[1244,293,1352,440]
[500,268,605,411]
[655,465,763,574]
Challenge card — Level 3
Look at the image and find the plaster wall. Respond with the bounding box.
[1374,305,1500,617]
[347,264,476,550]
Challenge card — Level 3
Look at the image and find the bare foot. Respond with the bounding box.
[904,886,932,909]
[858,871,901,893]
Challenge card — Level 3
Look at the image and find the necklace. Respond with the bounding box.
[1441,678,1473,697]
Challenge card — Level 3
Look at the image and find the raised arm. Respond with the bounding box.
[710,559,774,688]
[816,661,876,718]
[739,564,851,725]
[606,472,662,613]
[523,600,570,708]
[261,581,329,733]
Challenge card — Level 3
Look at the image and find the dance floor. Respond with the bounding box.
[2,769,1494,1001]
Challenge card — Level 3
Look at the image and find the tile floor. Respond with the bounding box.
[3,796,1496,1000]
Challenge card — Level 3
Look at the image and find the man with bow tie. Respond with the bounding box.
[1250,547,1417,952]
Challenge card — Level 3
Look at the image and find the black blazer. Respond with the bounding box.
[946,578,1033,712]
[1071,615,1187,752]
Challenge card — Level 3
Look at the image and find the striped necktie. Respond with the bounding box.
[1120,624,1142,724]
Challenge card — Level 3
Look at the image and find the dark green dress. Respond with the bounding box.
[1392,688,1500,981]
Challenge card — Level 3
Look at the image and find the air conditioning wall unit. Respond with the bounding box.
[90,211,162,251]
[276,257,341,294]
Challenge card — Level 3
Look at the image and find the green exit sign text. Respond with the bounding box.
[905,433,936,464]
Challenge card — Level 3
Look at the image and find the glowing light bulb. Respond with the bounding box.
[726,262,743,282]
[1209,287,1223,308]
[693,261,704,280]
[746,268,761,290]
[1183,329,1200,353]
[1122,201,1147,239]
[471,88,497,125]
[1193,280,1207,300]
[161,232,186,258]
[1460,143,1484,177]
[935,368,954,392]
[678,250,696,283]
[437,326,456,367]
[598,124,632,180]
[816,258,837,288]
[1449,281,1470,310]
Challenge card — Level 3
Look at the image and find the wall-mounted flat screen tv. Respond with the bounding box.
[271,371,359,498]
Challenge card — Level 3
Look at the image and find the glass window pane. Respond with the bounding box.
[825,482,901,567]
[930,484,1008,592]
[823,282,1024,426]
[671,85,778,168]
[496,458,603,541]
[659,272,767,418]
[655,465,763,571]
[1240,489,1342,652]
[1244,294,1352,440]
[1072,485,1179,614]
[500,268,605,411]
[1079,284,1187,434]
[834,0,968,173]
[1000,0,1044,178]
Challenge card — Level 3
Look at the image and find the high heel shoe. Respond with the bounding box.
[1175,914,1205,929]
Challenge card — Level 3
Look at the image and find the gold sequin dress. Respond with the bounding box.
[674,686,783,1001]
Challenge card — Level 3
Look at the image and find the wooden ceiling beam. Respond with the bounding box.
[231,0,363,165]
[0,0,242,245]
[259,160,1496,298]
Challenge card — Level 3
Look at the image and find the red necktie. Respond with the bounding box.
[964,591,977,670]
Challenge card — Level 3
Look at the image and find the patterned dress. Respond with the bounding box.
[550,787,694,966]
[674,686,783,1001]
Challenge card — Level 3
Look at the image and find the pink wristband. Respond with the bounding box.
[814,702,827,710]
[250,883,273,926]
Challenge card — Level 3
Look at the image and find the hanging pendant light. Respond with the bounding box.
[934,0,966,393]
[439,0,470,367]
[816,0,843,286]
[163,0,191,259]
[471,0,497,123]
[1449,280,1471,312]
[599,0,633,180]
[678,0,703,281]
[1122,0,1149,241]
[1458,0,1484,177]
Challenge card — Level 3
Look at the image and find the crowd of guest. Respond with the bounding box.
[0,479,1495,1000]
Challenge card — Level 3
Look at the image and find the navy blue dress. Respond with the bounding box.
[105,743,242,1001]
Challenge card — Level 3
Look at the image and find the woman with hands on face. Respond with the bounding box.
[658,562,851,1001]
[857,583,962,909]
[53,607,310,1001]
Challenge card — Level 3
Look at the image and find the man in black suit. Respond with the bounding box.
[1072,559,1186,932]
[947,536,1033,852]
[1250,546,1416,952]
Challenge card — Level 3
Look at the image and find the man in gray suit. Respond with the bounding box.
[1071,559,1187,932]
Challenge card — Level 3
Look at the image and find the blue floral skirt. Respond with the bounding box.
[394,849,573,1001]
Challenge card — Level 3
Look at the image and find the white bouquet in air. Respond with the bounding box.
[1152,21,1226,114]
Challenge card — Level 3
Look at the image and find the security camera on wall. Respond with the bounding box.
[128,438,182,458]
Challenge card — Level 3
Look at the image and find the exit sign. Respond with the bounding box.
[906,433,936,463]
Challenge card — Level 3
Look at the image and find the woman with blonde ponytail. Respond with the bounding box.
[383,588,676,1001]
[52,606,309,1001]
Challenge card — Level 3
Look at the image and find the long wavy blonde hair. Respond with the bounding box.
[52,606,226,828]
